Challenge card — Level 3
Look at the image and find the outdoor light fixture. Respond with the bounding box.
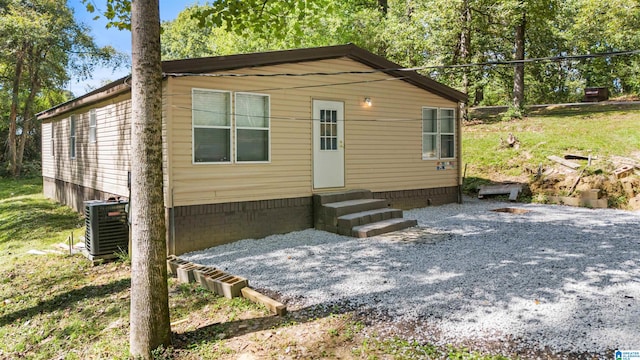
[364,97,372,107]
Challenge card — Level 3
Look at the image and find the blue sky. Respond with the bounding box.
[66,0,200,95]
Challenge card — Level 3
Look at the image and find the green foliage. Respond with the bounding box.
[0,0,126,176]
[502,106,525,121]
[160,2,384,60]
[158,0,639,106]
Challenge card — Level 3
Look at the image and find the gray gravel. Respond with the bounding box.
[182,198,640,356]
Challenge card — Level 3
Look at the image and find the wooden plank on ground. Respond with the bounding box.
[547,155,581,169]
[241,287,287,316]
[478,184,522,199]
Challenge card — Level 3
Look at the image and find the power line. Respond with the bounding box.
[430,49,640,69]
[162,76,410,98]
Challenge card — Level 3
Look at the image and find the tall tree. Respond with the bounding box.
[83,0,170,357]
[567,0,640,95]
[512,8,525,110]
[161,1,387,60]
[130,0,171,356]
[0,0,120,177]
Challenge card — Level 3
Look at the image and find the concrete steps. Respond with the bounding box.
[313,189,417,238]
[352,218,418,238]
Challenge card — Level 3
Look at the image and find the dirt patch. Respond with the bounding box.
[527,154,640,209]
[492,207,531,214]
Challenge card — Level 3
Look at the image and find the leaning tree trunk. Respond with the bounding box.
[513,12,526,111]
[129,0,171,358]
[7,53,24,177]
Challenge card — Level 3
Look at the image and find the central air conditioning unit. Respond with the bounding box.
[84,200,129,261]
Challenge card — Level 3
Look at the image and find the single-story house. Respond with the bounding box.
[38,44,467,255]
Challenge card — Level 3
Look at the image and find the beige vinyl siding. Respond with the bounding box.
[41,122,54,177]
[41,93,131,198]
[163,81,174,207]
[167,57,459,207]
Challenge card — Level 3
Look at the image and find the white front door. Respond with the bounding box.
[313,100,345,189]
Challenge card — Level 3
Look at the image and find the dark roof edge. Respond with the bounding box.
[161,43,354,74]
[163,43,467,103]
[37,44,466,120]
[344,45,468,103]
[37,76,131,121]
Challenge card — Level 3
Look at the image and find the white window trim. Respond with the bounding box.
[89,109,97,143]
[192,88,232,164]
[50,123,55,158]
[421,107,456,160]
[234,92,271,164]
[440,108,456,160]
[69,115,76,160]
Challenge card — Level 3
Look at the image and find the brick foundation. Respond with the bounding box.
[170,197,313,255]
[43,176,127,212]
[43,177,457,255]
[373,186,460,209]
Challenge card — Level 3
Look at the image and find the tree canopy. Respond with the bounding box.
[0,0,124,177]
[160,0,640,107]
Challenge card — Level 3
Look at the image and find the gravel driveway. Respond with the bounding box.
[182,198,640,357]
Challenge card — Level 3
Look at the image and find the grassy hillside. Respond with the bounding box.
[463,103,640,207]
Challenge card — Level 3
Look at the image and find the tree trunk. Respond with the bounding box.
[16,52,41,177]
[513,11,526,110]
[377,0,388,15]
[129,0,171,358]
[7,52,24,177]
[459,0,471,121]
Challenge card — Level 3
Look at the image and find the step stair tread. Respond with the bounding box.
[324,198,386,208]
[351,218,418,238]
[337,207,401,220]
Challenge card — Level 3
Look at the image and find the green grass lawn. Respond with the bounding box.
[0,177,83,255]
[464,104,640,191]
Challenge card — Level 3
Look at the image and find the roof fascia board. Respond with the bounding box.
[37,44,467,120]
[161,44,352,74]
[37,77,131,121]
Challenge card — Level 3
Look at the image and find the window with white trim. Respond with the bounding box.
[89,109,97,143]
[69,115,76,159]
[235,93,269,162]
[192,89,231,163]
[50,123,55,157]
[192,89,270,164]
[422,107,456,159]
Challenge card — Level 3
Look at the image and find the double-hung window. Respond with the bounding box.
[192,89,270,163]
[192,89,232,163]
[69,115,77,159]
[89,109,97,143]
[422,107,456,159]
[235,93,269,162]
